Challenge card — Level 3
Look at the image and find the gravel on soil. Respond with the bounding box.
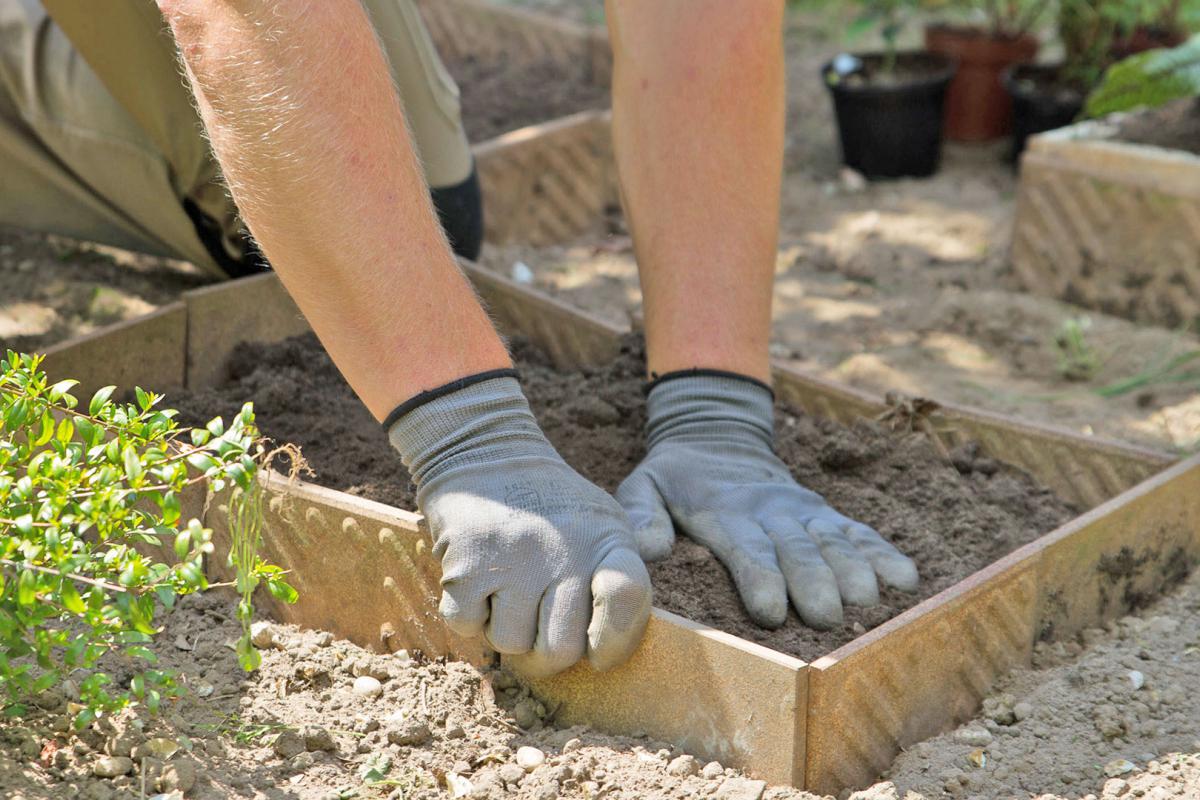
[883,564,1200,799]
[172,332,1076,663]
[0,589,831,800]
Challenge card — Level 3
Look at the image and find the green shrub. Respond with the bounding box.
[1086,33,1200,116]
[0,351,296,727]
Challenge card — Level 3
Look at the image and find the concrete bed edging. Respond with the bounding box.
[38,267,1194,792]
[1012,119,1200,328]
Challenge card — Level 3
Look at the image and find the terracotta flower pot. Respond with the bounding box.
[925,24,1039,142]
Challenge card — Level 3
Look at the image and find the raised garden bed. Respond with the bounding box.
[1012,99,1200,329]
[38,268,1197,793]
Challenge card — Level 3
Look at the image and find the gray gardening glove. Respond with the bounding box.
[616,371,918,630]
[387,371,652,677]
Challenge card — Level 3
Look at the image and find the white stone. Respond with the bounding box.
[352,675,382,697]
[1128,670,1145,691]
[516,746,546,771]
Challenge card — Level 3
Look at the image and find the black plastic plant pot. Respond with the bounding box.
[1003,63,1085,162]
[822,51,957,179]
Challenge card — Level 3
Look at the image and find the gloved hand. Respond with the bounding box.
[616,371,918,630]
[387,371,652,677]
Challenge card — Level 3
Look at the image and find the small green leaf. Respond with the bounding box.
[60,581,86,614]
[126,646,158,664]
[135,387,151,411]
[267,579,299,605]
[123,446,143,483]
[89,385,116,416]
[17,569,36,605]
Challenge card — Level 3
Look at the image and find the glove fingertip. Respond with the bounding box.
[633,522,675,562]
[795,590,844,631]
[439,591,487,638]
[587,549,652,672]
[879,555,920,593]
[741,578,788,630]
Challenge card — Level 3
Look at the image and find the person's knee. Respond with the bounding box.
[430,163,483,261]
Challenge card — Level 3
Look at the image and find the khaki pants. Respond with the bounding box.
[0,0,472,277]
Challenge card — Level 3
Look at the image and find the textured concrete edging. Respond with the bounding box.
[1012,119,1200,327]
[36,269,1196,791]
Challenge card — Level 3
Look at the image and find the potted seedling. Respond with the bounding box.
[820,0,959,178]
[0,351,297,725]
[1003,0,1178,159]
[924,0,1047,141]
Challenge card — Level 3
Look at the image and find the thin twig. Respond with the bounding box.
[0,558,136,595]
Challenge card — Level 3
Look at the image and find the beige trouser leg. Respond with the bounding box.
[0,0,472,277]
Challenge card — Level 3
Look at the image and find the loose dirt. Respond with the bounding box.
[5,558,1198,800]
[0,226,211,356]
[0,590,830,800]
[883,564,1200,799]
[1113,97,1200,156]
[172,332,1075,663]
[447,55,609,143]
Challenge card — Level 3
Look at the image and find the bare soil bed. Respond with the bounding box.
[1114,98,1200,156]
[447,55,608,143]
[172,332,1075,663]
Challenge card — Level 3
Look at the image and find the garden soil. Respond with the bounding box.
[445,55,608,143]
[4,530,1200,800]
[172,332,1075,663]
[1,589,833,800]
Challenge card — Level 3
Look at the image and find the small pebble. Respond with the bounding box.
[498,763,526,785]
[667,754,700,777]
[562,738,582,754]
[516,746,546,771]
[702,760,725,780]
[511,698,540,729]
[272,730,305,760]
[158,759,196,794]
[93,755,133,778]
[1128,670,1145,691]
[387,720,431,747]
[250,621,276,649]
[1104,759,1136,777]
[302,725,335,752]
[953,726,993,747]
[1012,701,1033,722]
[714,775,767,800]
[352,675,382,697]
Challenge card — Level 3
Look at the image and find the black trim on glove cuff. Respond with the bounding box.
[645,368,775,399]
[383,368,521,430]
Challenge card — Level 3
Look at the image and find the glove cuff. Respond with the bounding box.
[386,373,557,487]
[644,371,775,451]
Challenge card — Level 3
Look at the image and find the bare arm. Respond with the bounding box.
[157,0,510,419]
[606,0,785,384]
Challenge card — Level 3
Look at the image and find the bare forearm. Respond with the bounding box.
[158,0,509,418]
[607,0,784,383]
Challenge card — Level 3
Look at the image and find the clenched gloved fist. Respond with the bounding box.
[387,371,652,677]
[617,371,918,630]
